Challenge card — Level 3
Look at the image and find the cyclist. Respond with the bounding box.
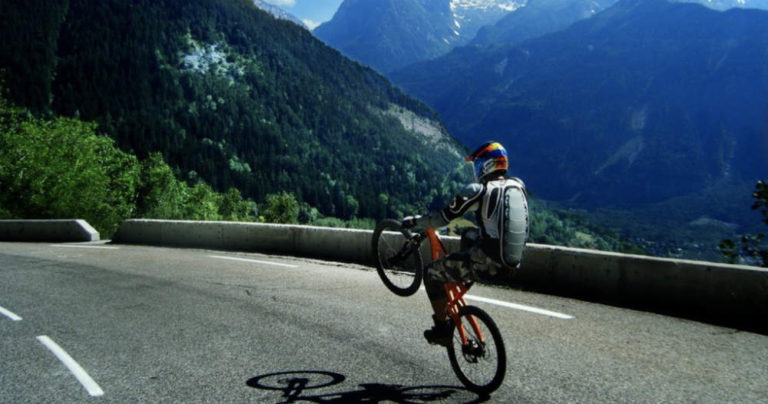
[402,141,527,347]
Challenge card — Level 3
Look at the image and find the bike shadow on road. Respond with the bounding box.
[246,370,491,403]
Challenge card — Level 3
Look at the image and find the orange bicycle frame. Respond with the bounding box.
[425,228,485,346]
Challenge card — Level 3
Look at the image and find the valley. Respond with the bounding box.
[1,0,766,264]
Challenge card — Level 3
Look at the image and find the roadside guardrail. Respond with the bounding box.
[112,219,767,332]
[0,219,99,242]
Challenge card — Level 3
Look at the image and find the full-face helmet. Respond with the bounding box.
[466,141,508,182]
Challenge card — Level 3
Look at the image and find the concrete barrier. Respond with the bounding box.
[112,219,768,332]
[516,245,768,329]
[0,219,100,242]
[112,219,372,264]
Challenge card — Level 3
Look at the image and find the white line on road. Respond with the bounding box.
[50,244,120,250]
[36,336,104,397]
[209,255,299,268]
[465,294,574,320]
[419,287,573,320]
[0,305,22,321]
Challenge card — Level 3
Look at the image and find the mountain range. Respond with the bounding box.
[314,0,768,75]
[471,0,619,46]
[314,0,520,73]
[391,0,768,212]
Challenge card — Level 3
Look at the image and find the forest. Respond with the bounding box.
[0,0,650,254]
[0,0,467,223]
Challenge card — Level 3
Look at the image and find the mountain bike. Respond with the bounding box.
[371,219,507,394]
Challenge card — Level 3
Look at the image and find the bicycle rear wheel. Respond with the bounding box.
[372,219,423,296]
[447,305,506,394]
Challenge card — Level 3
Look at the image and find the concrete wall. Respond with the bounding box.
[113,219,373,264]
[0,219,100,242]
[113,219,768,331]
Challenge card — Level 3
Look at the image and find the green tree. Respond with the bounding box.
[719,180,768,266]
[218,187,251,221]
[0,95,139,236]
[262,191,299,224]
[184,182,220,221]
[135,153,189,219]
[135,153,254,222]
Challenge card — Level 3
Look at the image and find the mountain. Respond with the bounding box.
[392,0,768,211]
[450,0,526,40]
[471,0,619,46]
[251,0,308,29]
[471,0,768,48]
[680,0,768,10]
[313,0,518,73]
[0,0,467,221]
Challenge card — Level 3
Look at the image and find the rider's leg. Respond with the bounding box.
[424,277,449,321]
[423,254,472,346]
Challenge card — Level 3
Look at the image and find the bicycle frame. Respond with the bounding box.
[425,228,485,347]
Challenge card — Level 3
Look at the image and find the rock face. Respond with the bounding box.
[313,0,518,73]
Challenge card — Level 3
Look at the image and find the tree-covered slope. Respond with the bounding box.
[0,0,467,221]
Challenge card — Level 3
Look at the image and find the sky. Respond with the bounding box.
[264,0,344,29]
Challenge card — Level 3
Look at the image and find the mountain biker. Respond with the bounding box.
[402,141,527,347]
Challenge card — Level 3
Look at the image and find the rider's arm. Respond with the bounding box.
[411,183,484,229]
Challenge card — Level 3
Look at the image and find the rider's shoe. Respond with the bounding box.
[424,315,453,347]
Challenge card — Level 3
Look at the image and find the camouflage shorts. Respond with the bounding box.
[424,243,501,299]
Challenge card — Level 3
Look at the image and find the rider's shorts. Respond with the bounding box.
[423,236,501,300]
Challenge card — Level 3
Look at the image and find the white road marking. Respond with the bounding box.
[209,255,299,268]
[50,244,119,250]
[36,336,104,397]
[419,286,573,319]
[0,305,22,321]
[465,295,574,320]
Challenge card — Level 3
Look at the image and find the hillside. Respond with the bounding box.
[0,0,467,221]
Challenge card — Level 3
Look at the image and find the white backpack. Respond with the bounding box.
[480,178,529,269]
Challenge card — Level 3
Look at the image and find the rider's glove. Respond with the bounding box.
[401,215,421,229]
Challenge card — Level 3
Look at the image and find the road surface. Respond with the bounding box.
[1,242,766,403]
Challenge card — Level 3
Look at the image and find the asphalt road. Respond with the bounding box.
[1,241,766,403]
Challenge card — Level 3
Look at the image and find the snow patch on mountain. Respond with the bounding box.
[449,0,525,40]
[251,0,308,29]
[450,0,524,11]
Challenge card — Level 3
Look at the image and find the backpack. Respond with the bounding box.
[479,178,529,269]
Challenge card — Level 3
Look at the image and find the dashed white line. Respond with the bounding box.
[50,244,119,250]
[209,255,299,268]
[36,336,104,397]
[0,305,22,321]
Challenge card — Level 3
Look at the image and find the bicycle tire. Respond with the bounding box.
[372,219,423,296]
[447,305,507,394]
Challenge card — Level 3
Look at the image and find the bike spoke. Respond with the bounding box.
[373,219,423,296]
[448,307,506,394]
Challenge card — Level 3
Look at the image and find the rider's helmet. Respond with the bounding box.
[466,141,508,182]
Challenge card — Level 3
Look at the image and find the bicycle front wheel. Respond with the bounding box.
[447,305,506,394]
[372,219,423,296]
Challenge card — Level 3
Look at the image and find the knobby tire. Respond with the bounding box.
[447,305,507,394]
[372,219,423,296]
